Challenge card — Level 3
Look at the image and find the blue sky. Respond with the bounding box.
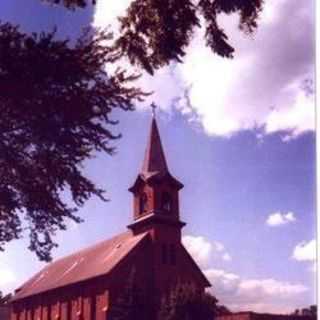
[0,0,316,314]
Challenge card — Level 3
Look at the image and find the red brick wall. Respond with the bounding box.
[1,306,10,320]
[11,279,110,320]
[11,229,206,320]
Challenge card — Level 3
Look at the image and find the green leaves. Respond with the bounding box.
[40,0,263,74]
[159,283,230,320]
[0,24,144,261]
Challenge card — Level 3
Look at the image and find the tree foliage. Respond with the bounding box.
[109,268,145,320]
[42,0,264,74]
[0,22,144,261]
[158,283,230,320]
[0,291,12,305]
[292,306,317,317]
[42,0,96,9]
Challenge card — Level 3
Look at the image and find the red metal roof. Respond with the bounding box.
[12,231,149,301]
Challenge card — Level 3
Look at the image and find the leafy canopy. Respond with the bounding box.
[159,283,230,320]
[0,23,144,261]
[43,0,263,74]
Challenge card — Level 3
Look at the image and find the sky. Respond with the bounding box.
[0,0,316,314]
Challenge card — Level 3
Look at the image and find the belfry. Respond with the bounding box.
[128,116,185,238]
[11,115,211,320]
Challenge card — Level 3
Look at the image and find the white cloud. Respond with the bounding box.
[176,0,315,138]
[292,239,316,262]
[222,253,232,262]
[93,0,315,140]
[182,235,212,266]
[265,82,315,139]
[182,235,232,267]
[266,211,296,226]
[205,269,240,295]
[0,267,16,287]
[92,0,132,34]
[204,268,308,313]
[238,278,308,297]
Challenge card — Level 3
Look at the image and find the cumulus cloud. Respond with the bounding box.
[0,267,16,288]
[204,268,308,313]
[266,211,296,226]
[93,0,315,139]
[181,233,311,313]
[182,235,232,267]
[292,239,316,262]
[176,0,315,138]
[222,253,232,262]
[92,0,132,34]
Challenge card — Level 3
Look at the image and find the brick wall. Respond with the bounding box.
[0,306,10,320]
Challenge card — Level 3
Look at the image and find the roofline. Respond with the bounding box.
[128,172,184,193]
[127,212,186,231]
[11,233,151,302]
[180,244,211,287]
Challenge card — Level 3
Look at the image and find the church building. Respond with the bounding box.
[10,116,211,319]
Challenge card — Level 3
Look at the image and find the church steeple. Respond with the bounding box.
[141,117,168,174]
[128,114,185,236]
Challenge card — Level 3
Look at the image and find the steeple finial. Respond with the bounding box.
[141,114,168,174]
[150,102,157,118]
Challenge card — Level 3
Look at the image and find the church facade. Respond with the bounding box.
[10,117,211,319]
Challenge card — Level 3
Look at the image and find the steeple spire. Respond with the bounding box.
[128,110,185,231]
[141,115,168,174]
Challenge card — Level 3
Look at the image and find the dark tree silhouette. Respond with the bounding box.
[0,23,144,261]
[109,268,146,320]
[292,306,317,317]
[42,0,264,74]
[158,283,229,320]
[0,291,12,305]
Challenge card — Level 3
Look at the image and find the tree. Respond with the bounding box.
[42,0,264,74]
[309,305,317,317]
[158,283,229,320]
[0,23,144,261]
[291,306,317,317]
[108,268,146,320]
[0,291,12,305]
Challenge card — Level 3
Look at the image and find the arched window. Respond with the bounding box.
[161,192,172,212]
[139,192,148,214]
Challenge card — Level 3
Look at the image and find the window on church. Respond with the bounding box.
[162,244,168,264]
[139,193,148,214]
[170,244,176,265]
[161,192,172,213]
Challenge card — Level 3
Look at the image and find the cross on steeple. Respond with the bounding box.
[150,102,157,118]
